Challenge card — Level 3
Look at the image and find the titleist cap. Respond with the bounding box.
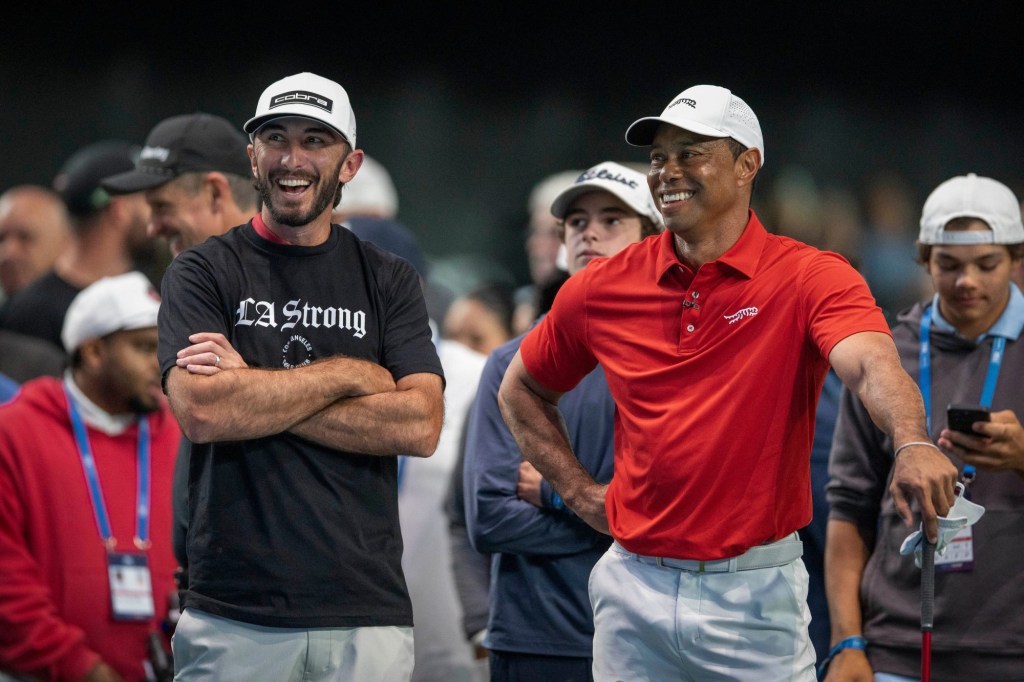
[550,161,662,226]
[244,72,357,147]
[919,173,1024,245]
[625,84,764,167]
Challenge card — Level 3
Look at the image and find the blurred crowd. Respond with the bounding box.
[2,88,1023,682]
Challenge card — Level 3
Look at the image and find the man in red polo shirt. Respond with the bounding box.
[497,84,958,680]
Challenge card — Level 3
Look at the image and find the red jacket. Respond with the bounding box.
[0,377,180,681]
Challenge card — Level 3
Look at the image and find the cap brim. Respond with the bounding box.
[243,114,350,145]
[101,168,175,194]
[550,182,651,222]
[625,116,728,146]
[550,185,593,219]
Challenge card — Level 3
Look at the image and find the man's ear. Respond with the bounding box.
[203,172,230,213]
[340,148,364,184]
[77,338,105,371]
[736,147,761,187]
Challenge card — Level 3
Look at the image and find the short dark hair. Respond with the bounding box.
[465,283,516,340]
[175,171,259,211]
[723,138,758,197]
[724,138,747,160]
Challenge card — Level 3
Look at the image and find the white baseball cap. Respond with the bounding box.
[61,271,161,353]
[919,173,1024,245]
[244,72,357,147]
[625,85,765,167]
[549,161,663,226]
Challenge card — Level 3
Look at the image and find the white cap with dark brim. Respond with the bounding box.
[244,72,357,148]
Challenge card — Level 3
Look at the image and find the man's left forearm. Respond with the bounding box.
[290,372,444,456]
[830,331,958,537]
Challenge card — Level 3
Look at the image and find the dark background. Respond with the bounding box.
[3,3,1021,293]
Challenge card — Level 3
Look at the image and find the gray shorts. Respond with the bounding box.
[172,608,414,682]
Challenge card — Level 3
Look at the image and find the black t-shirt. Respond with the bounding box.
[158,221,443,628]
[0,270,79,352]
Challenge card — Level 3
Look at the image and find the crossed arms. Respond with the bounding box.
[166,332,443,456]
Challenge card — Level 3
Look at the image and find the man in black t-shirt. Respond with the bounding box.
[159,72,445,681]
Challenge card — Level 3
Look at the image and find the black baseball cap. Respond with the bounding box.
[52,140,140,217]
[102,112,252,194]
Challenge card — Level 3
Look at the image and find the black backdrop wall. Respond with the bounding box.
[4,4,1021,290]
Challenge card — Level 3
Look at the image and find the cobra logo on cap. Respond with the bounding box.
[270,90,333,113]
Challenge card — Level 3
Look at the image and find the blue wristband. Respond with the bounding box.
[550,492,565,510]
[816,635,867,679]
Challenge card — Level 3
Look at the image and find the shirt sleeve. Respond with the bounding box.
[463,345,605,556]
[157,250,234,383]
[518,271,598,394]
[377,258,444,383]
[800,250,892,359]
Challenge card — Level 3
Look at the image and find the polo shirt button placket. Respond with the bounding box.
[680,290,701,342]
[689,291,700,334]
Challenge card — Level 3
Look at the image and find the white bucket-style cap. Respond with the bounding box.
[625,84,765,167]
[244,72,357,147]
[549,162,662,226]
[61,271,161,353]
[919,173,1024,245]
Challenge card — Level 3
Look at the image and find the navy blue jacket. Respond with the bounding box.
[464,331,613,657]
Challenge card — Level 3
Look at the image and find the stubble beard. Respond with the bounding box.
[254,156,345,227]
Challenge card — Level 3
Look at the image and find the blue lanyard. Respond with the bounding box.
[65,387,151,551]
[919,306,1005,432]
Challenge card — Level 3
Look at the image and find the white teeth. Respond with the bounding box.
[279,178,311,187]
[663,191,694,202]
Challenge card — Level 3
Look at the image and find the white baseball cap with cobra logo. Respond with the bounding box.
[244,72,357,148]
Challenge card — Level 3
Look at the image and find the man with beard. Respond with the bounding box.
[158,72,444,681]
[0,271,180,681]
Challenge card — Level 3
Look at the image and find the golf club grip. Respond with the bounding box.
[921,540,936,629]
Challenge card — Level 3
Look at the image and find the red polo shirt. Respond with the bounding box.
[520,211,890,559]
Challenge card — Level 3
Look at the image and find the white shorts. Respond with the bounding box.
[589,539,816,681]
[172,608,415,682]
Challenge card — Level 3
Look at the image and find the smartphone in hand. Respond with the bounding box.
[946,403,991,434]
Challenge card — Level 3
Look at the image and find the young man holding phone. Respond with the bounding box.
[825,173,1024,680]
